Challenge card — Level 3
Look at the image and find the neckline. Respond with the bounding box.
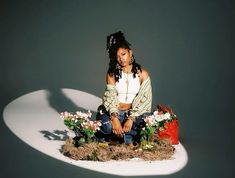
[122,71,132,75]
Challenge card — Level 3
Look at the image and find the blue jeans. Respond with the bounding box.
[96,109,151,144]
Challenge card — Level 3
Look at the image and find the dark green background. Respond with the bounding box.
[1,0,234,177]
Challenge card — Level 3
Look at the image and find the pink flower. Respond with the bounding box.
[60,111,70,120]
[144,115,155,126]
[86,110,92,118]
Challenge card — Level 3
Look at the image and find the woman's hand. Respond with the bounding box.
[111,117,123,137]
[123,119,133,133]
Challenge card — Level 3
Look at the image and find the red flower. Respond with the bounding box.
[157,118,179,145]
[157,104,173,115]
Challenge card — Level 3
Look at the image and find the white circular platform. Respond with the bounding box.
[3,89,188,176]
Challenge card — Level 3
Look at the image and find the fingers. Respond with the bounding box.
[123,125,131,133]
[111,117,133,136]
[123,123,129,132]
[112,119,124,136]
[113,127,123,136]
[123,120,133,133]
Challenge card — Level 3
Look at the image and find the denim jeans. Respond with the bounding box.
[96,109,151,144]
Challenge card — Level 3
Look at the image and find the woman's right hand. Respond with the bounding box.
[111,117,123,137]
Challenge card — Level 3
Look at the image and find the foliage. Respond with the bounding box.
[140,105,177,149]
[60,110,101,146]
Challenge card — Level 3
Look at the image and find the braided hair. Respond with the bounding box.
[106,31,142,82]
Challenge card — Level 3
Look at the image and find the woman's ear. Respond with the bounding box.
[129,50,133,57]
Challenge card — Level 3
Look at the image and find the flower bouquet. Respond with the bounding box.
[155,105,179,145]
[60,110,101,147]
[141,105,179,149]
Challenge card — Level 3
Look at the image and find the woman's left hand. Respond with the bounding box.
[123,119,133,133]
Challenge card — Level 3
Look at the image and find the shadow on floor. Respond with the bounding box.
[40,129,69,141]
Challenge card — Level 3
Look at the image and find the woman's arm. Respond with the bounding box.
[123,69,152,133]
[104,73,123,136]
[139,68,149,84]
[106,73,116,85]
[103,73,119,114]
[128,68,152,118]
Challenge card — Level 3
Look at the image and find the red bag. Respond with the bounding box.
[157,118,179,145]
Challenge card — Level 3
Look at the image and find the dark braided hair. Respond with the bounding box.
[106,31,142,82]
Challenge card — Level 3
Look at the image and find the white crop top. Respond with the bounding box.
[116,71,140,103]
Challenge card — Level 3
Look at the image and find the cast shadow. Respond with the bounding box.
[39,129,69,141]
[46,88,83,113]
[46,87,98,119]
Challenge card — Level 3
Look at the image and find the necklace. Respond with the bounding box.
[123,72,129,102]
[122,65,132,102]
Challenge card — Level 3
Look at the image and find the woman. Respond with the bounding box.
[96,31,152,145]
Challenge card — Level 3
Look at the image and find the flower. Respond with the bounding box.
[60,110,101,145]
[140,105,177,148]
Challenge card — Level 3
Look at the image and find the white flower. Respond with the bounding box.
[60,111,70,120]
[164,112,171,120]
[153,110,159,116]
[156,115,164,122]
[145,144,154,149]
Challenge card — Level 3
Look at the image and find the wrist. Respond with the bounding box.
[110,112,119,121]
[127,116,136,122]
[111,112,119,118]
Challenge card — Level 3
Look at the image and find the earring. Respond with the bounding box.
[129,56,134,65]
[116,63,121,69]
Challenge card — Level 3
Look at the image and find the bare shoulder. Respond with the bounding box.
[139,67,150,83]
[106,73,116,85]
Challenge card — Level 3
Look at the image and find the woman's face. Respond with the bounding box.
[116,48,132,67]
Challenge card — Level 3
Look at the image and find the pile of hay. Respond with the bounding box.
[61,138,175,161]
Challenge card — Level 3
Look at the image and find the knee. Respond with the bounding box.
[101,120,112,134]
[96,111,113,134]
[135,112,152,125]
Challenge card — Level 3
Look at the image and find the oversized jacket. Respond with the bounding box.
[102,76,152,118]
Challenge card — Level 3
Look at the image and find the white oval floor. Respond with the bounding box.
[3,89,188,176]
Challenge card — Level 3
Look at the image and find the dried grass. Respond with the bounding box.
[61,138,175,162]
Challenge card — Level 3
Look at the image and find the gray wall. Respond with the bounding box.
[1,0,235,178]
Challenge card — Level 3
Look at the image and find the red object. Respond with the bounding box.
[157,105,174,115]
[157,118,179,145]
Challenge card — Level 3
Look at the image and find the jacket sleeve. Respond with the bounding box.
[102,84,119,115]
[128,77,152,117]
